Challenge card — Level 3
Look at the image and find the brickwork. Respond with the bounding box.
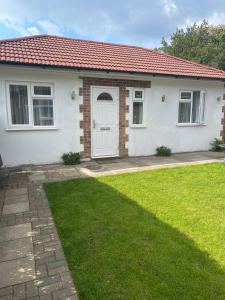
[79,77,151,158]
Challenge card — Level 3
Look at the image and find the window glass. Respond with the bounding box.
[97,92,113,101]
[34,86,51,96]
[33,99,54,126]
[133,102,143,124]
[9,85,29,124]
[178,102,191,123]
[181,92,192,100]
[192,91,201,123]
[201,92,206,123]
[134,90,143,99]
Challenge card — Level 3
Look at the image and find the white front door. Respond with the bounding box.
[92,86,119,158]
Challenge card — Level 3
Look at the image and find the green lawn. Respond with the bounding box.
[45,163,225,300]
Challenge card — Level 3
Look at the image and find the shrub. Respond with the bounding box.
[156,146,171,157]
[62,152,80,165]
[210,138,224,152]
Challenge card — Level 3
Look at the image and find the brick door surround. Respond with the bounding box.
[79,77,151,159]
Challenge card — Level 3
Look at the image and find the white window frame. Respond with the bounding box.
[178,90,206,125]
[131,88,146,127]
[6,81,56,130]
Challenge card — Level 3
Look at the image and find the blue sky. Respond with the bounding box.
[1,0,225,48]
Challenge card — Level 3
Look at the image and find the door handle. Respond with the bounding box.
[93,120,96,128]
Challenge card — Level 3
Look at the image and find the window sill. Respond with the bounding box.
[5,127,59,132]
[176,123,206,127]
[130,124,147,128]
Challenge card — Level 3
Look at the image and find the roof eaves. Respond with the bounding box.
[1,61,225,81]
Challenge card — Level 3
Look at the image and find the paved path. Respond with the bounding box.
[0,151,223,299]
[0,172,78,300]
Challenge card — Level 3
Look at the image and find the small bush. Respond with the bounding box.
[210,138,224,152]
[156,146,171,157]
[62,152,80,165]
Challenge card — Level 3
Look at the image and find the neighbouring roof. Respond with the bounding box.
[1,34,225,80]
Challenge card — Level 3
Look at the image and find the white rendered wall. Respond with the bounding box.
[0,65,224,166]
[126,77,224,156]
[0,66,83,166]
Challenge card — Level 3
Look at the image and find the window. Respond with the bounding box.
[7,82,54,128]
[33,99,53,126]
[97,92,113,101]
[132,89,145,125]
[9,84,29,125]
[33,86,51,96]
[178,90,206,124]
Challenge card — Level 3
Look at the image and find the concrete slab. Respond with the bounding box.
[0,256,35,288]
[29,172,46,182]
[0,223,32,242]
[59,168,80,177]
[0,237,33,262]
[101,162,135,171]
[5,188,27,198]
[5,193,28,205]
[2,202,29,215]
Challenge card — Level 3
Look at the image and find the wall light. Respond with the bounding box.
[71,90,76,100]
[162,95,166,102]
[217,96,222,102]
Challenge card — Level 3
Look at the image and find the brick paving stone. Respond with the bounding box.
[52,287,75,300]
[0,287,13,297]
[36,275,62,296]
[39,295,52,300]
[13,283,26,300]
[25,281,38,298]
[47,261,67,276]
[36,265,48,279]
[0,295,13,300]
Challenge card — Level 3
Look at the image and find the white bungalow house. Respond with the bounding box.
[0,35,225,166]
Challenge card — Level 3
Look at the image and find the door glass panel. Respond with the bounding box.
[97,92,113,101]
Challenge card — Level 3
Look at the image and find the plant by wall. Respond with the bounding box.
[156,146,172,157]
[62,152,81,165]
[210,138,224,152]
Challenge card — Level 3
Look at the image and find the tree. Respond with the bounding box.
[159,20,225,70]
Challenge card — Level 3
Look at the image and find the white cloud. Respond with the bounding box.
[180,11,225,31]
[163,0,178,17]
[208,12,225,26]
[37,20,61,35]
[27,26,40,35]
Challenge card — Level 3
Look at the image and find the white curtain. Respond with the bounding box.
[192,91,200,123]
[133,102,143,124]
[178,102,191,123]
[10,85,29,124]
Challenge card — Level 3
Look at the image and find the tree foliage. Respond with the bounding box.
[160,20,225,70]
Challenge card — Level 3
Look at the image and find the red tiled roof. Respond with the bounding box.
[1,34,225,80]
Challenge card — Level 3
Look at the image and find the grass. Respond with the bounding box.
[45,163,225,300]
